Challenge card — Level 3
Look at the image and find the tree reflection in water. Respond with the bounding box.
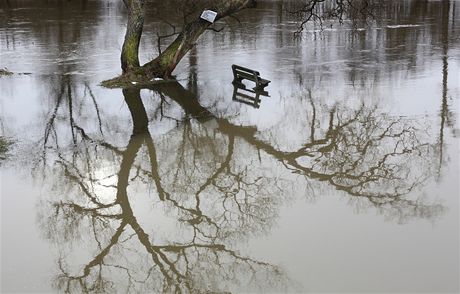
[36,79,442,293]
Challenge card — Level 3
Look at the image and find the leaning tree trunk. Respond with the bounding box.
[102,0,256,87]
[142,0,256,79]
[121,0,145,73]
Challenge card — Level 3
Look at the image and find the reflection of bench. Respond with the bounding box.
[232,64,270,93]
[232,85,261,108]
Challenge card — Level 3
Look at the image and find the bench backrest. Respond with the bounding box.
[232,64,260,76]
[232,64,260,82]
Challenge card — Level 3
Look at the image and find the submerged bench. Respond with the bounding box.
[231,64,270,93]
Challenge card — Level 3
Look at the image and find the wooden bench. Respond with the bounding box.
[231,64,270,94]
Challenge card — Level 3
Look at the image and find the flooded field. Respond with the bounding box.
[1,0,459,292]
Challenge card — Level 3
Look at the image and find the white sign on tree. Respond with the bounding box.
[200,10,218,23]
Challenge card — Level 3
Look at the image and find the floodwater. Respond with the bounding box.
[1,0,459,293]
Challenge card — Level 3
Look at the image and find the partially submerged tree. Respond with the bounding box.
[102,0,380,87]
[102,0,257,87]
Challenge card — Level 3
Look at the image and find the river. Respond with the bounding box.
[1,0,459,292]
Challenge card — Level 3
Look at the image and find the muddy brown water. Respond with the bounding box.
[1,0,459,293]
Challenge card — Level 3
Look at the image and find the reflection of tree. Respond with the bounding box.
[280,103,442,222]
[153,82,442,223]
[38,85,287,293]
[34,75,443,292]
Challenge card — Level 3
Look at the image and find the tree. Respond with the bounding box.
[102,0,379,87]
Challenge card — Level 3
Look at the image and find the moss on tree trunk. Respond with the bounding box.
[121,0,145,73]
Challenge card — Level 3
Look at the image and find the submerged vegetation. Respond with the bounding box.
[0,136,13,162]
[0,67,13,76]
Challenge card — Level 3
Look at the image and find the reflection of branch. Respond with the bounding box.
[144,135,168,201]
[56,202,122,219]
[73,125,123,156]
[84,82,104,136]
[57,157,117,209]
[67,78,77,145]
[43,79,65,149]
[153,82,440,221]
[42,76,114,164]
[56,221,127,293]
[195,136,234,199]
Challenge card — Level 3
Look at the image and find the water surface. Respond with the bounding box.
[1,0,459,292]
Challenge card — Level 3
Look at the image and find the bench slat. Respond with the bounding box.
[234,71,256,80]
[232,64,260,75]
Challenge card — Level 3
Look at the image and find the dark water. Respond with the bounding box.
[1,0,459,293]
